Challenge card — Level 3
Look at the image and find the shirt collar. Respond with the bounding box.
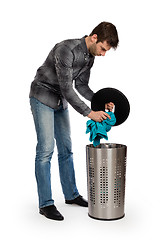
[81,35,94,58]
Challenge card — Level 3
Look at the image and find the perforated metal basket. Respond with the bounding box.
[86,143,127,220]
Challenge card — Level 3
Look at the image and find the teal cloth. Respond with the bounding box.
[86,112,116,147]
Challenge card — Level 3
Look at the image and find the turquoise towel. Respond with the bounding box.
[86,112,116,147]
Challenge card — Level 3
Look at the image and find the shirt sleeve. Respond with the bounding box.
[54,45,91,116]
[75,63,95,102]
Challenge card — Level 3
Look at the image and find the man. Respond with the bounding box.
[29,21,119,221]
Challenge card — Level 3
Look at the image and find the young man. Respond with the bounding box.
[29,22,119,221]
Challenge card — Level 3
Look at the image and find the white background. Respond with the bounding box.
[1,0,162,239]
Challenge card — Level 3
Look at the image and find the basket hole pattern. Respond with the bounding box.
[89,158,95,205]
[100,166,108,207]
[114,157,127,208]
[114,161,122,207]
[88,156,127,208]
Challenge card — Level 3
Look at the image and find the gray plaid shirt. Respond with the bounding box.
[29,36,95,116]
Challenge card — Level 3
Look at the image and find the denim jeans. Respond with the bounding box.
[30,97,79,208]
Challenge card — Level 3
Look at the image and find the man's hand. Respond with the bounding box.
[88,111,111,122]
[105,102,114,112]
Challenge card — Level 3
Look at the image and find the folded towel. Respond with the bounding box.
[86,112,116,147]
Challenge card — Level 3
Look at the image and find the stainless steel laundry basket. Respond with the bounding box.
[86,143,127,220]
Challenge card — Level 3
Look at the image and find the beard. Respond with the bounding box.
[89,43,98,56]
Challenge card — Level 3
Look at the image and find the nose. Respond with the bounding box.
[101,52,106,56]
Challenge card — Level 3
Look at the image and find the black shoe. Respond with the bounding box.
[39,205,64,221]
[65,195,88,207]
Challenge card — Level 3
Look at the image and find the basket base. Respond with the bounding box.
[88,213,125,221]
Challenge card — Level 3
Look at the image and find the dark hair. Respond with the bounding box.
[90,22,119,49]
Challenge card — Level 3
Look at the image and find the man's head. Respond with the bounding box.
[86,22,119,56]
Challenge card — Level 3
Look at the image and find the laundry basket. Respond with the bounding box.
[86,143,127,220]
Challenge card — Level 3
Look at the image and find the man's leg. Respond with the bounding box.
[30,97,55,208]
[54,105,79,200]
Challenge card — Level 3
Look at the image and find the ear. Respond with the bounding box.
[91,34,98,43]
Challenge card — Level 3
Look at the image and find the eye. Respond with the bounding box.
[101,47,106,52]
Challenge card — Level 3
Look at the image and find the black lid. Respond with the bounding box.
[91,87,130,126]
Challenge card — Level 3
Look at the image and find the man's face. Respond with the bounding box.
[89,40,111,56]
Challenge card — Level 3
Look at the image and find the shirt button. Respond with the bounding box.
[84,53,88,61]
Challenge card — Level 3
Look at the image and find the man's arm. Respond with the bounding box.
[54,46,111,121]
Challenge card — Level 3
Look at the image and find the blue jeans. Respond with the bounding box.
[30,97,79,208]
